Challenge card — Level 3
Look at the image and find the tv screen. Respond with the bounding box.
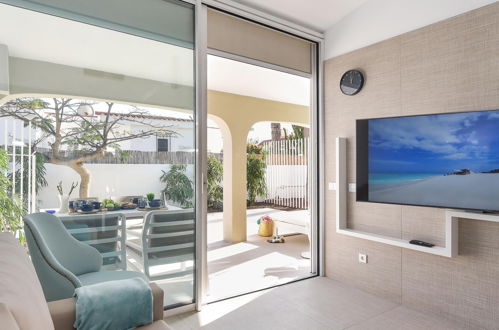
[356,110,499,212]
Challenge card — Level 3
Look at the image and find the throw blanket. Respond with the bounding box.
[74,278,153,330]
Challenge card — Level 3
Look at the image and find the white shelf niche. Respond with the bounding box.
[332,137,499,258]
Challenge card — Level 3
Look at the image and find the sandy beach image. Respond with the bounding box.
[370,173,499,210]
[367,109,499,211]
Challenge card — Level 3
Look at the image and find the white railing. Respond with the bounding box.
[262,137,309,209]
[2,118,37,213]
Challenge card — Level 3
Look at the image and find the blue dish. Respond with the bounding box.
[80,204,94,212]
[149,199,161,208]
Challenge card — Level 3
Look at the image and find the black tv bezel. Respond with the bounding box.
[355,109,499,213]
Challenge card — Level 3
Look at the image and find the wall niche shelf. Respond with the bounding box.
[333,137,499,258]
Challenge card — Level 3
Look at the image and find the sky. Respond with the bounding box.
[92,102,294,152]
[368,110,499,174]
[7,98,297,153]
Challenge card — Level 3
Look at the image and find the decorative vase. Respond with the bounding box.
[57,195,70,214]
[258,220,274,237]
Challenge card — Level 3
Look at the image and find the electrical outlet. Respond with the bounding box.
[358,253,368,264]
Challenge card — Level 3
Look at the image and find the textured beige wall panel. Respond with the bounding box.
[324,3,499,328]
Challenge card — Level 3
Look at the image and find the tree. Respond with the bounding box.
[0,98,176,198]
[283,125,305,140]
[207,154,223,210]
[246,143,267,206]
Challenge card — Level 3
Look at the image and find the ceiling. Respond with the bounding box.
[232,0,369,32]
[208,55,310,106]
[0,4,194,86]
[1,3,311,106]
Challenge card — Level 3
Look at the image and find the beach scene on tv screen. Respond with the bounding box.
[368,110,499,211]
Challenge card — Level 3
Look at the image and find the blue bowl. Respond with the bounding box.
[149,199,161,208]
[80,204,94,212]
[92,201,101,210]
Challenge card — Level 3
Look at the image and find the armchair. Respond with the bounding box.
[0,232,171,330]
[24,213,146,301]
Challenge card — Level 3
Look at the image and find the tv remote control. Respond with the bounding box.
[409,240,434,247]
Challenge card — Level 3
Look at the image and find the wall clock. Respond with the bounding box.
[340,69,364,95]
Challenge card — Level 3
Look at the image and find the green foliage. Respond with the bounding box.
[283,125,305,140]
[0,150,24,240]
[118,150,131,164]
[160,165,193,208]
[9,152,48,198]
[246,144,267,206]
[146,193,155,201]
[207,154,223,209]
[247,143,264,154]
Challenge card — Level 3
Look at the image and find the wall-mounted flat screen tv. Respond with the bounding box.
[357,109,499,212]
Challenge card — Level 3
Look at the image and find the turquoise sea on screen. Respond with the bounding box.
[369,173,441,186]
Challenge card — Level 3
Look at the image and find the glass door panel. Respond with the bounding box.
[0,0,196,308]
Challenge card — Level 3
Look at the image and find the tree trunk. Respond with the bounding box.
[69,162,91,198]
[271,123,281,141]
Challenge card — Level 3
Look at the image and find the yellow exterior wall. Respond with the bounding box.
[208,90,309,242]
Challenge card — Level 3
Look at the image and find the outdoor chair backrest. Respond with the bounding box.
[59,213,127,270]
[142,209,195,280]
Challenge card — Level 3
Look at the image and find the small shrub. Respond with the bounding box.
[207,154,223,210]
[160,165,193,208]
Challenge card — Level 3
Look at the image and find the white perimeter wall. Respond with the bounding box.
[324,0,497,59]
[38,163,194,209]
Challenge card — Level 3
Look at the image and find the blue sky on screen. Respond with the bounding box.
[368,110,499,174]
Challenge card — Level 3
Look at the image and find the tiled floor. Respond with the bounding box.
[125,207,312,305]
[206,208,312,302]
[166,277,466,330]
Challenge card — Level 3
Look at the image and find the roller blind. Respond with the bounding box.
[208,9,313,74]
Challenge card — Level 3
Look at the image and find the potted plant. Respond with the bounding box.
[146,193,155,202]
[160,165,193,208]
[56,181,78,214]
[257,215,274,237]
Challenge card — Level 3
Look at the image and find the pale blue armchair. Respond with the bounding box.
[24,212,147,302]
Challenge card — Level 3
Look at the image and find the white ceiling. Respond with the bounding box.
[0,3,310,106]
[208,55,310,106]
[232,0,369,32]
[0,4,194,86]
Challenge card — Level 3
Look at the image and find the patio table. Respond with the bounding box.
[42,206,181,220]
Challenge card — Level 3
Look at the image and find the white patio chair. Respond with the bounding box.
[58,212,127,270]
[127,209,195,281]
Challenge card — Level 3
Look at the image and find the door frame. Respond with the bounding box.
[194,0,325,311]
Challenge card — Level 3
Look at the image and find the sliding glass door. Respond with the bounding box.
[203,8,320,302]
[0,0,197,308]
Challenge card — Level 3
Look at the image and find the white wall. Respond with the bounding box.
[38,163,194,209]
[324,0,497,59]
